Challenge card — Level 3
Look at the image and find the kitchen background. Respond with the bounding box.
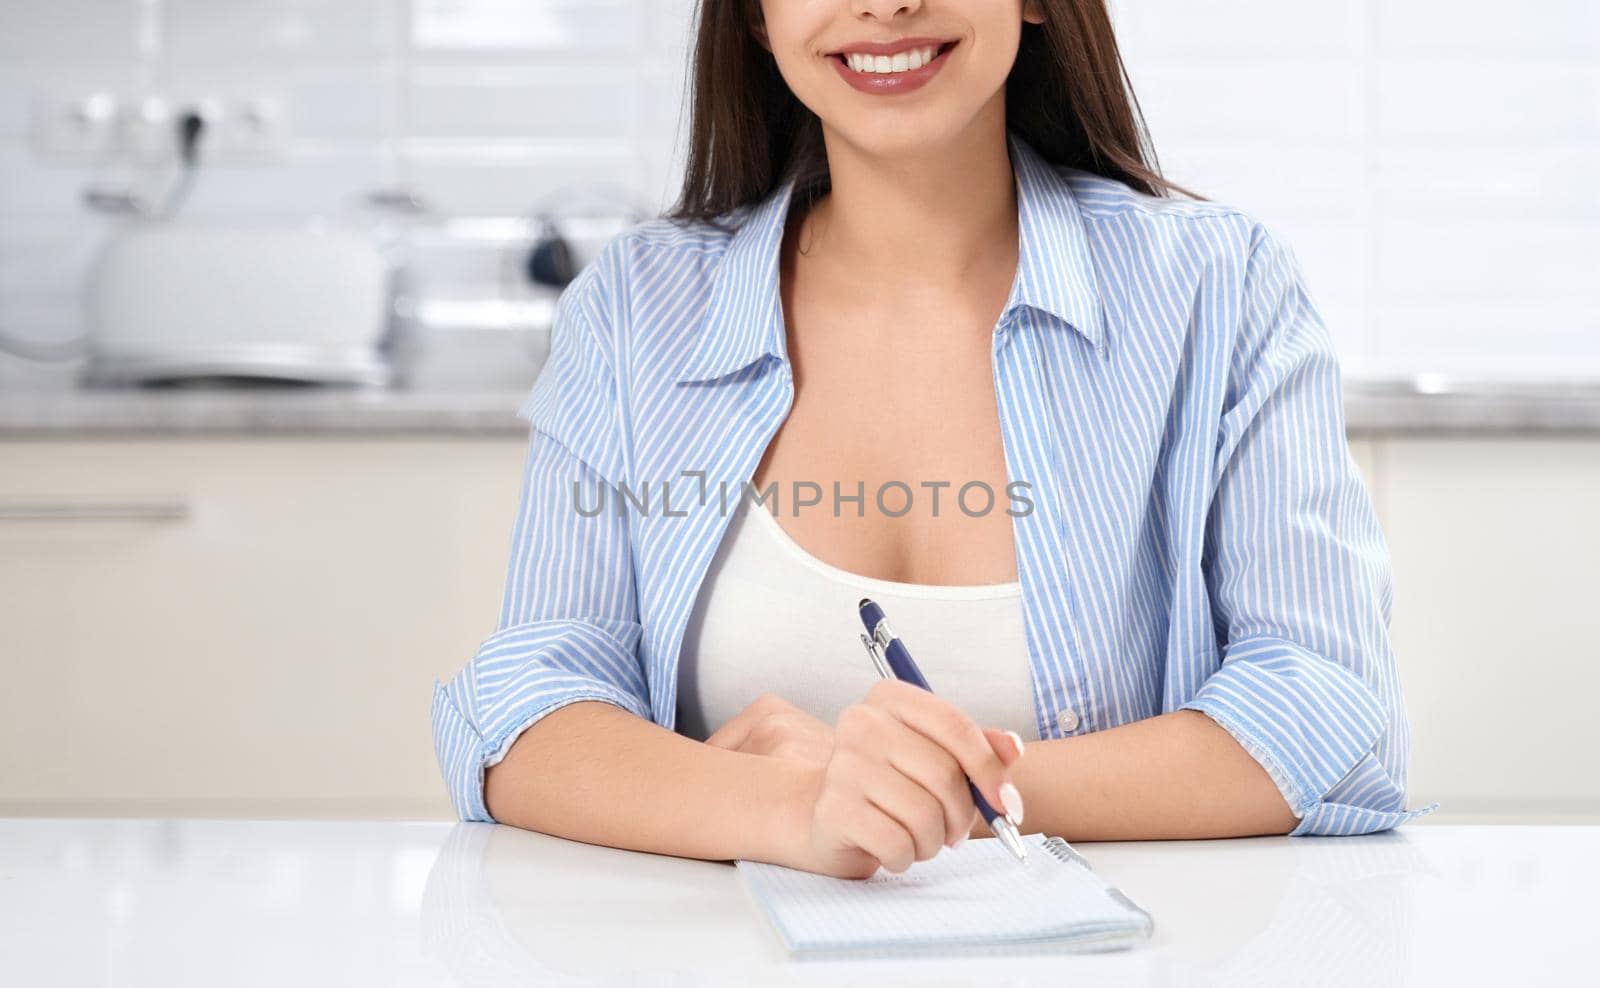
[1,2,1597,823]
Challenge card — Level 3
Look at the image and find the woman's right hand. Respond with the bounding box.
[790,678,1027,879]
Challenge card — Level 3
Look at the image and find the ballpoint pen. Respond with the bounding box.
[856,597,1029,864]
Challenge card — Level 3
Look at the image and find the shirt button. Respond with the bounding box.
[1056,708,1080,733]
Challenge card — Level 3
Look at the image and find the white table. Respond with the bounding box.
[1,820,1591,986]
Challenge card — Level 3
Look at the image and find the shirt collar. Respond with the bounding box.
[675,130,1106,384]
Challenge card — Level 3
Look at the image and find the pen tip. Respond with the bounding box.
[992,817,1029,862]
[858,597,872,609]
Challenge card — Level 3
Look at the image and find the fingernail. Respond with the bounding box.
[952,831,968,848]
[999,782,1025,825]
[1005,730,1025,759]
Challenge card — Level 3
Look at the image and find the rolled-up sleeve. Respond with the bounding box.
[432,244,652,822]
[1180,222,1434,836]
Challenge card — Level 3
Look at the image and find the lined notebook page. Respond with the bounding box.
[736,833,1152,957]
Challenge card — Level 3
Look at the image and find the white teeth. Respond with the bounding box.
[843,45,940,74]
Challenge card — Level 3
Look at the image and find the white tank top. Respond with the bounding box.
[675,495,1041,743]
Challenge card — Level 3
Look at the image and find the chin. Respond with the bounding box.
[821,109,995,164]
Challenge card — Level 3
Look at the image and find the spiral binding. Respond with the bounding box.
[1041,836,1092,870]
[1040,836,1155,933]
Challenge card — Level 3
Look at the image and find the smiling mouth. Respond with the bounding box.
[831,41,957,76]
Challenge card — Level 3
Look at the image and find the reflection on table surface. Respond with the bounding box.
[1,819,1593,986]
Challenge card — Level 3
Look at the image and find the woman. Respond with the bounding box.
[432,0,1426,879]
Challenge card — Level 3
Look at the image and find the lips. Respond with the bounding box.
[827,37,958,95]
[832,33,955,55]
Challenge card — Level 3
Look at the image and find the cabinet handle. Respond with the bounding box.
[0,499,191,521]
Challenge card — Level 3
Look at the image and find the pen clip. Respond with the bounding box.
[859,632,894,680]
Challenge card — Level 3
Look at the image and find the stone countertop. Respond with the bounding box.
[2,376,1599,437]
[0,384,534,436]
[1341,377,1600,435]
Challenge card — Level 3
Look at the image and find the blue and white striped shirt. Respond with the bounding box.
[432,132,1430,837]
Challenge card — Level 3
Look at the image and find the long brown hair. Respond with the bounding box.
[666,0,1207,225]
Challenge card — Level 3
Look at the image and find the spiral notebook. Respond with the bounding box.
[736,832,1153,959]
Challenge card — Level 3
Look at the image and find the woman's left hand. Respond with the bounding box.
[704,693,836,768]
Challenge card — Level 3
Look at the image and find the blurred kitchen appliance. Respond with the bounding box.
[82,224,393,386]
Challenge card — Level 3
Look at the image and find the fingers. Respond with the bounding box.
[841,800,918,875]
[849,751,950,864]
[981,727,1027,822]
[818,713,948,871]
[812,685,1031,876]
[864,679,1023,823]
[881,714,988,847]
[968,806,991,840]
[983,727,1026,766]
[834,701,1031,850]
[703,693,792,751]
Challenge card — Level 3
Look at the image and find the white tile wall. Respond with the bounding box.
[160,0,396,64]
[0,0,1596,385]
[409,0,642,53]
[157,66,393,143]
[0,1,148,62]
[1377,0,1600,55]
[1119,0,1600,377]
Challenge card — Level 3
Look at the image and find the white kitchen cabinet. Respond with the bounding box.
[0,438,528,819]
[3,434,1595,825]
[1379,438,1600,822]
